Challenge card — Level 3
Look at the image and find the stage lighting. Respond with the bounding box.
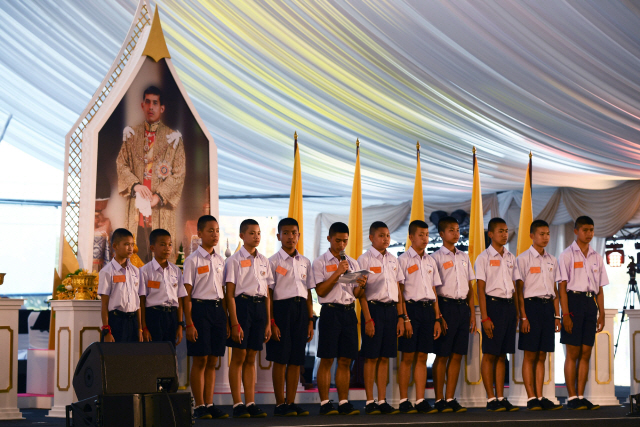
[605,243,624,267]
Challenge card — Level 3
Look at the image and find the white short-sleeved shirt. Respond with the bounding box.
[431,246,476,299]
[558,241,609,294]
[224,246,272,297]
[98,258,140,312]
[474,245,521,298]
[516,246,561,299]
[268,248,314,300]
[357,247,404,303]
[311,250,360,305]
[138,258,187,307]
[398,247,442,301]
[183,246,225,300]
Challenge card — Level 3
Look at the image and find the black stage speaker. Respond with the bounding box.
[73,342,178,401]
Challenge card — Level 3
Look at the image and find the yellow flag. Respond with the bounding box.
[346,139,363,347]
[468,147,485,305]
[517,153,533,255]
[287,132,304,254]
[405,142,424,251]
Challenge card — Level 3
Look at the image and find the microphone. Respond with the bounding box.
[339,250,347,261]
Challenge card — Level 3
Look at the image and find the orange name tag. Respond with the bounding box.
[276,266,288,276]
[370,266,382,274]
[490,260,501,267]
[530,267,541,274]
[326,264,338,272]
[147,280,160,289]
[407,264,419,274]
[197,265,209,274]
[574,262,584,269]
[113,275,126,283]
[443,261,454,270]
[240,259,252,268]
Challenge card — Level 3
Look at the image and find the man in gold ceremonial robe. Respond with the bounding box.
[116,86,185,263]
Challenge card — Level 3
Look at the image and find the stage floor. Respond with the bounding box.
[5,403,639,427]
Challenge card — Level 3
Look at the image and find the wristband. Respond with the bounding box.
[481,317,491,323]
[186,323,194,329]
[231,323,241,330]
[366,318,374,325]
[101,325,111,332]
[520,318,527,321]
[404,319,411,323]
[554,316,561,320]
[270,319,276,325]
[563,313,573,317]
[143,327,149,332]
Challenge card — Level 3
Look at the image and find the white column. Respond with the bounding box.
[628,309,640,397]
[47,300,102,418]
[508,337,558,406]
[388,357,401,406]
[583,308,618,405]
[255,350,273,393]
[0,298,24,420]
[456,307,485,407]
[215,350,231,394]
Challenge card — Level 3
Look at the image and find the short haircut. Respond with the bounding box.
[240,219,259,234]
[111,228,133,245]
[437,216,458,233]
[369,221,389,235]
[143,85,163,105]
[149,228,171,246]
[277,217,299,233]
[488,217,507,233]
[409,219,429,235]
[197,215,218,231]
[575,215,594,230]
[329,222,349,236]
[530,219,549,234]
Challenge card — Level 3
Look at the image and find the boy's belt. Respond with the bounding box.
[278,296,306,303]
[324,302,355,310]
[148,305,177,312]
[525,297,552,303]
[488,296,514,304]
[369,300,396,307]
[568,290,595,298]
[439,297,468,305]
[240,294,266,303]
[192,299,223,306]
[406,299,434,307]
[109,310,136,317]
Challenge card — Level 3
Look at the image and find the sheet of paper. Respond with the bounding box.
[135,196,152,217]
[336,269,372,284]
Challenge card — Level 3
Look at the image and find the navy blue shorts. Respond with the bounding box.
[434,297,470,357]
[317,303,358,360]
[266,297,309,366]
[481,297,517,355]
[145,306,178,344]
[560,292,598,347]
[188,299,227,357]
[227,295,267,351]
[360,301,398,359]
[107,310,139,343]
[398,301,436,354]
[518,298,555,353]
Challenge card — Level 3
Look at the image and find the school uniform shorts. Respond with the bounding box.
[482,296,517,356]
[434,297,471,357]
[226,294,268,351]
[145,306,178,344]
[107,310,139,343]
[266,297,309,365]
[518,297,555,353]
[398,300,436,354]
[317,303,359,360]
[187,299,227,357]
[560,291,598,347]
[360,301,398,359]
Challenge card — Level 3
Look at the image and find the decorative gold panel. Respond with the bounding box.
[57,327,71,391]
[594,331,612,385]
[0,326,13,393]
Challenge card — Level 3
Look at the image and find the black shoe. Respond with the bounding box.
[447,399,466,413]
[319,401,339,415]
[289,403,309,416]
[527,398,542,411]
[206,404,229,419]
[399,400,418,414]
[193,405,212,419]
[378,401,400,414]
[539,397,562,411]
[499,398,519,412]
[486,399,506,412]
[416,400,438,414]
[232,404,250,418]
[338,401,360,415]
[274,403,296,417]
[580,398,600,410]
[247,404,267,418]
[567,398,587,410]
[365,401,381,415]
[434,399,453,413]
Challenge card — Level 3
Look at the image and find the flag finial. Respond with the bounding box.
[356,138,360,148]
[294,131,297,140]
[473,146,477,154]
[416,141,420,151]
[529,151,532,159]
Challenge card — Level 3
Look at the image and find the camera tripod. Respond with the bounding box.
[614,257,640,356]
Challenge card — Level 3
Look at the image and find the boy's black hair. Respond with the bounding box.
[369,221,389,235]
[278,217,299,234]
[240,219,259,234]
[574,215,594,230]
[530,219,549,234]
[408,219,429,236]
[111,228,134,246]
[197,215,218,231]
[143,85,163,105]
[149,229,171,246]
[437,216,459,233]
[329,222,349,236]
[488,217,507,233]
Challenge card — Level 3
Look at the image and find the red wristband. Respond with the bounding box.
[366,318,374,325]
[481,317,491,323]
[186,323,194,329]
[101,325,111,332]
[270,319,276,325]
[143,326,149,332]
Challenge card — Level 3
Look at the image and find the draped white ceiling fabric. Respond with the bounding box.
[1,0,640,205]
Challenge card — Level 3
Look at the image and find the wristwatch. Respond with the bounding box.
[435,317,443,323]
[397,314,409,321]
[178,321,187,328]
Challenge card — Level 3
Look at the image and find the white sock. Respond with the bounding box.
[366,400,374,405]
[446,398,454,402]
[339,400,348,405]
[321,400,330,406]
[416,399,424,405]
[206,403,213,407]
[436,399,443,403]
[487,397,496,402]
[498,397,504,401]
[378,400,386,404]
[568,396,578,401]
[578,395,584,399]
[196,404,204,408]
[276,403,285,407]
[246,402,255,407]
[527,397,537,402]
[399,398,407,403]
[233,402,243,408]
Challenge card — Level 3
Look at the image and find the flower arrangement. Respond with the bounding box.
[56,269,99,300]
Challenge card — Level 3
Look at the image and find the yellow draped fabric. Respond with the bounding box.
[468,148,485,305]
[405,143,424,250]
[517,154,533,255]
[346,140,363,346]
[288,133,304,254]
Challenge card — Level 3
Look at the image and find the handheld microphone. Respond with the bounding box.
[339,250,347,261]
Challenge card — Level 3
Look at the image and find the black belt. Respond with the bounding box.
[324,302,355,311]
[488,296,514,304]
[526,297,553,303]
[148,305,177,312]
[568,290,595,298]
[439,297,468,305]
[240,294,266,303]
[110,309,136,318]
[192,298,223,307]
[369,300,396,307]
[280,296,306,303]
[406,300,434,307]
